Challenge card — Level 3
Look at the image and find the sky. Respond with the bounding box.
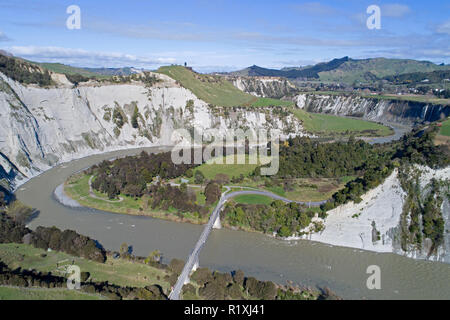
[0,0,449,72]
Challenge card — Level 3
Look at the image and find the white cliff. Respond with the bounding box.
[232,77,297,98]
[295,93,449,125]
[301,166,450,262]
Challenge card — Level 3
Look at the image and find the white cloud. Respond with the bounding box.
[0,31,10,42]
[436,20,450,35]
[381,4,411,18]
[6,46,176,68]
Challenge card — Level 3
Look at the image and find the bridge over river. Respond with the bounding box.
[168,188,326,300]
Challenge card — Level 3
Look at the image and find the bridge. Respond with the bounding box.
[168,188,326,300]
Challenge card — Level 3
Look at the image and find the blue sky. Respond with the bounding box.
[0,0,449,72]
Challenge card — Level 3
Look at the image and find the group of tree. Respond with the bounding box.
[321,125,449,212]
[147,183,208,218]
[398,166,448,254]
[0,211,106,262]
[182,266,338,300]
[0,54,53,86]
[259,136,379,178]
[222,200,318,238]
[89,150,197,199]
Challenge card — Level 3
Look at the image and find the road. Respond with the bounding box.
[168,188,326,300]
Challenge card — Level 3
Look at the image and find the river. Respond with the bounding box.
[15,124,450,300]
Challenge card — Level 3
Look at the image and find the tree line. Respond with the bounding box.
[0,54,53,86]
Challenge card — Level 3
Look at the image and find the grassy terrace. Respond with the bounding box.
[440,119,450,137]
[0,243,171,292]
[435,119,450,147]
[188,154,271,183]
[291,108,393,137]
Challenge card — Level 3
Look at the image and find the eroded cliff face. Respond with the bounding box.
[296,93,450,125]
[303,166,450,262]
[232,77,297,99]
[0,72,305,189]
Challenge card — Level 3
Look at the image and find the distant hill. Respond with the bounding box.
[229,57,450,84]
[82,67,143,76]
[35,62,105,78]
[36,63,141,78]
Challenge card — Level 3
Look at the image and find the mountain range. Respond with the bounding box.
[228,57,450,84]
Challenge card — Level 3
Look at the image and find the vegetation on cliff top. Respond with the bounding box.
[157,65,293,107]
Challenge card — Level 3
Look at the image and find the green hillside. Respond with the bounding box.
[230,57,450,84]
[36,62,109,79]
[319,58,450,84]
[156,65,293,107]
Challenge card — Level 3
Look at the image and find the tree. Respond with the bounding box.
[131,105,139,129]
[204,182,221,205]
[0,191,5,207]
[119,242,129,256]
[194,170,205,184]
[145,250,161,263]
[185,168,194,178]
[169,258,185,275]
[233,270,245,286]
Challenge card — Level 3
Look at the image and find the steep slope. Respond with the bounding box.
[157,66,293,107]
[231,76,298,99]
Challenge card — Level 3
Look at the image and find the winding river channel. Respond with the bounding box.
[15,124,450,300]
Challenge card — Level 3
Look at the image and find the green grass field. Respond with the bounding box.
[157,65,293,107]
[233,194,274,205]
[250,97,294,107]
[192,154,271,182]
[0,286,104,300]
[291,108,393,137]
[0,243,171,291]
[439,119,450,137]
